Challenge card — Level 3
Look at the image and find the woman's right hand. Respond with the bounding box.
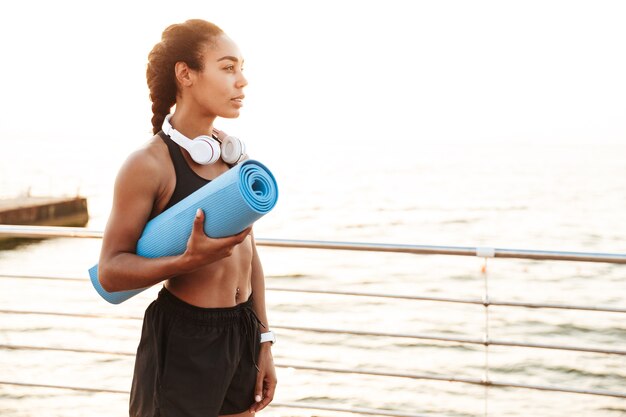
[180,208,252,273]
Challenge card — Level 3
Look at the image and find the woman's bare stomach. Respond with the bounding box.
[165,236,253,308]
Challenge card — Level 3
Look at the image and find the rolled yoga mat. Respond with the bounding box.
[89,159,278,304]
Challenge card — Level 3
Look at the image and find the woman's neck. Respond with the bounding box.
[169,106,216,139]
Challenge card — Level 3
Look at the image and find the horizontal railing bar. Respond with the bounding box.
[270,286,484,305]
[0,344,135,356]
[0,309,140,321]
[273,401,427,417]
[0,380,422,417]
[267,287,626,314]
[1,274,624,314]
[486,379,626,399]
[2,309,624,356]
[0,380,126,394]
[259,239,626,264]
[0,225,103,239]
[0,351,623,399]
[489,338,626,355]
[2,225,626,264]
[4,338,624,363]
[0,274,85,282]
[271,363,626,399]
[274,326,626,355]
[484,299,626,314]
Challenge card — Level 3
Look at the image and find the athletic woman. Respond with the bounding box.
[97,19,277,417]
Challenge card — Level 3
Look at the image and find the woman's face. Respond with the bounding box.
[189,34,248,119]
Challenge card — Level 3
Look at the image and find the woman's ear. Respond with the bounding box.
[174,61,193,87]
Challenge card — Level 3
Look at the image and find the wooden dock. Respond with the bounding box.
[0,196,88,227]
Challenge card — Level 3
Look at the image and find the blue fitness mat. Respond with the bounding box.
[89,159,278,304]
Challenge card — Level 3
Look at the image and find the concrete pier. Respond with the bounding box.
[0,196,88,227]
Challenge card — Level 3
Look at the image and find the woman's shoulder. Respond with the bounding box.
[116,134,170,186]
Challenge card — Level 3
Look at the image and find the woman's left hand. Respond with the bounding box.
[250,344,277,413]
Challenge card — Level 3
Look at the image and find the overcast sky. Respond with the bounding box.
[0,0,624,150]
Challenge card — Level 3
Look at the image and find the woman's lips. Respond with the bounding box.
[231,97,244,108]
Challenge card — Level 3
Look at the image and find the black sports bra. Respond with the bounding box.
[158,130,210,211]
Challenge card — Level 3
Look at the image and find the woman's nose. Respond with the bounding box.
[236,71,248,88]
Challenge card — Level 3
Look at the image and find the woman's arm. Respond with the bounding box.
[249,231,277,413]
[98,148,250,293]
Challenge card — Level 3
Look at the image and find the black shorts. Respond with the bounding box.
[129,287,262,417]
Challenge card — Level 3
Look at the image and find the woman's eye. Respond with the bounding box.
[224,65,235,71]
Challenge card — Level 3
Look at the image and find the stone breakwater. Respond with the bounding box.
[0,196,88,227]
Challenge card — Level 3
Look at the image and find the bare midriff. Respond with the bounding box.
[165,234,254,308]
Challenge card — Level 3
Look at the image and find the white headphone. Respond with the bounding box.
[162,114,247,165]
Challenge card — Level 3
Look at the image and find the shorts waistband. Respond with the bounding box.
[157,286,255,325]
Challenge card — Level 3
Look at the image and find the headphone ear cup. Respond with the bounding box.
[188,136,221,165]
[220,136,246,164]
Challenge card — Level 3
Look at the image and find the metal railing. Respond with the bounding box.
[0,224,625,416]
[2,224,626,264]
[3,273,626,314]
[0,303,624,357]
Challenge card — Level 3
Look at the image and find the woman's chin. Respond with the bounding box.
[220,109,241,119]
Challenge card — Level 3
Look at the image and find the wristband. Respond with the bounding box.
[260,331,276,344]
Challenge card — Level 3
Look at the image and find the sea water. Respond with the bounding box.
[0,137,624,417]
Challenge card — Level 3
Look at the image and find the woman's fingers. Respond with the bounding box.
[251,371,264,411]
[191,208,250,249]
[261,378,276,409]
[230,227,252,244]
[215,227,251,254]
[192,208,206,236]
[253,376,276,412]
[185,212,252,270]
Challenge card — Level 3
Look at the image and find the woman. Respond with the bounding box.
[97,19,276,417]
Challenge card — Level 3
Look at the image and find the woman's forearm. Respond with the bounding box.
[98,251,187,293]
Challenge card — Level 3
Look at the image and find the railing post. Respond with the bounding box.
[477,247,495,417]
